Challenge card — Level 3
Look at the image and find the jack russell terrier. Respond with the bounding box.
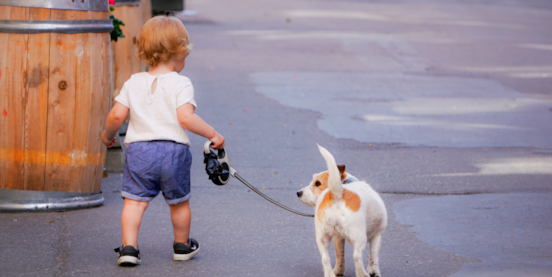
[297,145,387,277]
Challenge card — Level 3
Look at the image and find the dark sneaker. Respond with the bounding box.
[114,245,141,266]
[173,238,200,261]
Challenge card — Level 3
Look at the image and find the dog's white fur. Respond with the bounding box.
[297,145,387,277]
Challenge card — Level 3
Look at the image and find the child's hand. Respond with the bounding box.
[101,130,117,148]
[209,132,225,150]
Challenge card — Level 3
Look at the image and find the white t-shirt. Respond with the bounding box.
[115,72,197,147]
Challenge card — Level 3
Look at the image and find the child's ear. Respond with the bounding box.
[337,165,346,181]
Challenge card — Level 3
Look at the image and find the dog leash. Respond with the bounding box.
[230,168,314,217]
[204,141,314,218]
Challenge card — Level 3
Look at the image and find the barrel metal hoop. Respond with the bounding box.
[0,19,114,33]
[0,189,104,212]
[0,0,108,12]
[114,0,141,7]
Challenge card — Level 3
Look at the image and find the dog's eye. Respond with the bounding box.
[315,181,321,187]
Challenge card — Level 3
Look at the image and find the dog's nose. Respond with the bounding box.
[297,191,303,197]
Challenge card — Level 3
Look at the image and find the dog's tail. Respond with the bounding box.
[318,144,343,200]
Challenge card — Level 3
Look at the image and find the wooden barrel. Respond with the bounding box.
[111,0,151,103]
[0,0,112,211]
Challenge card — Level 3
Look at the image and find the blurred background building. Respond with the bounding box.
[152,0,185,15]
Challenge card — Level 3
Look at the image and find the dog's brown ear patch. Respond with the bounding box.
[338,165,346,181]
[342,189,361,212]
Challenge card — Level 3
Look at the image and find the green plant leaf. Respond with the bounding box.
[109,15,125,42]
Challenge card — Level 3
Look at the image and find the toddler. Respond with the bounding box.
[101,15,224,266]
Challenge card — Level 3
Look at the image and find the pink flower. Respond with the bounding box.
[109,0,115,5]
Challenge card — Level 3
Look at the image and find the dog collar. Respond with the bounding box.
[342,177,358,184]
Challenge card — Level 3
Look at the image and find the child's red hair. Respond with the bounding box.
[139,16,193,67]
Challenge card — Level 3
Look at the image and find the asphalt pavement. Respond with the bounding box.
[1,0,552,276]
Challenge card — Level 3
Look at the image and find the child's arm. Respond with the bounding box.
[101,102,129,148]
[177,103,225,149]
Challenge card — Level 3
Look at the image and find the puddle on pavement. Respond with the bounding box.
[250,72,552,148]
[393,193,552,276]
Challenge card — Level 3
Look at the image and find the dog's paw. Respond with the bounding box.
[367,265,381,277]
[368,269,380,277]
[333,265,345,276]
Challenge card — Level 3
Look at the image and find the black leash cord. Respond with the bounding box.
[232,172,314,218]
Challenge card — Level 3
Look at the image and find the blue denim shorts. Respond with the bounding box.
[122,140,192,205]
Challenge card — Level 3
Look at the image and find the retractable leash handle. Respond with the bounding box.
[202,140,314,217]
[203,140,230,186]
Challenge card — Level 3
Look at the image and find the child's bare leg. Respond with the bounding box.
[121,199,149,247]
[170,200,191,244]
